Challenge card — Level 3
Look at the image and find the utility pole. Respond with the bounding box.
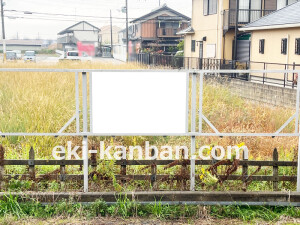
[126,0,129,62]
[110,10,113,50]
[159,0,161,6]
[1,0,6,62]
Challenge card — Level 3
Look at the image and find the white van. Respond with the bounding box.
[24,51,36,62]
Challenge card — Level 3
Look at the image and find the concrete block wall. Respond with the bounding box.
[206,76,297,108]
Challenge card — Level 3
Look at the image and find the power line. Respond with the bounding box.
[5,13,189,24]
[5,9,137,20]
[4,15,129,24]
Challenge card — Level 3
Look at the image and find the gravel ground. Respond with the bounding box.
[1,216,300,225]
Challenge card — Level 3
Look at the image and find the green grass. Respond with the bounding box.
[0,194,299,223]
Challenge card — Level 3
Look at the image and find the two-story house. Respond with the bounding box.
[239,1,300,81]
[182,0,298,68]
[127,4,190,60]
[57,21,101,53]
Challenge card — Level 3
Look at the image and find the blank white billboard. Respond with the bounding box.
[92,72,187,133]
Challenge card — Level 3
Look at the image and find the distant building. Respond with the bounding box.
[57,21,101,52]
[121,4,190,61]
[240,1,300,75]
[100,25,122,45]
[0,39,46,51]
[181,0,298,67]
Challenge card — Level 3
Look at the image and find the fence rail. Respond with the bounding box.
[0,146,296,192]
[223,9,275,29]
[136,53,300,88]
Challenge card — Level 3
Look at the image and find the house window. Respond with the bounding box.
[259,39,265,54]
[281,38,287,55]
[295,38,300,55]
[203,0,217,16]
[277,0,297,9]
[191,40,196,52]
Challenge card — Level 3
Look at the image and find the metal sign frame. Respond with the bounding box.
[1,68,300,192]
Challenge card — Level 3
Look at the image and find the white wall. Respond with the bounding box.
[113,44,127,62]
[74,30,99,42]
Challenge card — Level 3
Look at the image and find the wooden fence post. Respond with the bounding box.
[29,147,35,190]
[242,149,248,191]
[273,148,279,191]
[90,150,97,189]
[91,151,97,171]
[60,151,65,189]
[151,148,157,190]
[120,159,127,185]
[180,148,188,190]
[0,145,4,190]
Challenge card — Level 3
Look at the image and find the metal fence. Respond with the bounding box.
[137,53,238,70]
[2,68,300,194]
[136,53,300,88]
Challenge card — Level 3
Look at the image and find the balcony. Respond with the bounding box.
[57,35,78,44]
[157,28,180,38]
[223,9,275,31]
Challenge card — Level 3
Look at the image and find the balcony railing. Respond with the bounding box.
[157,28,180,38]
[223,9,275,30]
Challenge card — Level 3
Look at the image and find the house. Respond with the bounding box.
[127,4,190,60]
[240,1,300,80]
[57,21,101,53]
[0,39,46,51]
[181,0,298,68]
[99,25,122,45]
[112,27,133,61]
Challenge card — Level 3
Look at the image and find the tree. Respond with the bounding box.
[177,40,184,51]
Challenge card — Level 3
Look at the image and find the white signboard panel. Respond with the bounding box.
[206,44,216,58]
[92,72,187,133]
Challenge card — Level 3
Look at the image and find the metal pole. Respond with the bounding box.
[199,72,204,133]
[190,72,197,191]
[233,0,239,61]
[297,129,300,192]
[89,72,93,133]
[295,72,300,134]
[1,0,6,62]
[82,72,89,192]
[110,10,113,51]
[75,72,80,133]
[126,0,129,62]
[185,72,190,133]
[295,70,300,192]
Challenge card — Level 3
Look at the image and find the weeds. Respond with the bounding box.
[0,194,25,219]
[0,195,299,222]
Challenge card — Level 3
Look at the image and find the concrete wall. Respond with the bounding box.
[207,76,297,107]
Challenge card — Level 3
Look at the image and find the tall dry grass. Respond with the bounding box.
[0,61,297,160]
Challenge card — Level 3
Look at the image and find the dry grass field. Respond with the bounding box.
[0,61,297,160]
[0,61,300,223]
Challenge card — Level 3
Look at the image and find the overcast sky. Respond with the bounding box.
[3,0,192,40]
